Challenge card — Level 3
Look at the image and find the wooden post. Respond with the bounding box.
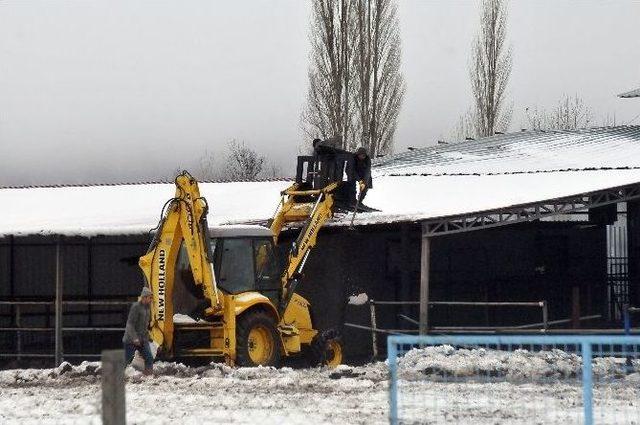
[101,349,126,425]
[419,225,431,335]
[55,237,64,366]
[369,299,378,359]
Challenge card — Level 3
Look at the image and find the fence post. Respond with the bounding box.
[102,349,126,425]
[388,336,398,425]
[369,299,378,359]
[541,301,549,331]
[582,341,593,425]
[55,238,64,366]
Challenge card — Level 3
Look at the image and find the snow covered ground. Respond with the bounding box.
[1,347,639,424]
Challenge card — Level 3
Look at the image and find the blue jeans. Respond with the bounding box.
[124,341,154,369]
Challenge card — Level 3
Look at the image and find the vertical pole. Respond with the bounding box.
[9,236,16,358]
[87,237,93,327]
[9,235,15,314]
[623,303,631,335]
[16,305,21,361]
[582,342,593,425]
[55,237,64,366]
[627,200,639,308]
[369,299,378,359]
[102,349,126,425]
[399,224,412,320]
[542,301,549,331]
[387,337,398,425]
[419,225,431,335]
[571,286,581,329]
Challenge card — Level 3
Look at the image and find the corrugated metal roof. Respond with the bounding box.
[619,88,640,98]
[373,126,640,176]
[2,126,640,236]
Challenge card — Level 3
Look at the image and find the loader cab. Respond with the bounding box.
[210,225,281,305]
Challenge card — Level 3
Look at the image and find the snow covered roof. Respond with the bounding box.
[2,126,640,237]
[618,88,640,98]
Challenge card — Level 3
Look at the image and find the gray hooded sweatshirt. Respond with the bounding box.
[122,301,151,344]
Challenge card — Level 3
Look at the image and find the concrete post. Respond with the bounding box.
[102,349,126,425]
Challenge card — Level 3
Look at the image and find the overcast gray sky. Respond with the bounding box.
[1,0,639,186]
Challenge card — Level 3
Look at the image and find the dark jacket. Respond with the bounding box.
[354,155,373,188]
[122,301,151,344]
[313,137,350,156]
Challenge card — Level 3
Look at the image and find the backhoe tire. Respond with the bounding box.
[309,328,343,368]
[236,311,281,367]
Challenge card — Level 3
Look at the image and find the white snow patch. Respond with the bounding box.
[348,292,369,306]
[1,347,639,424]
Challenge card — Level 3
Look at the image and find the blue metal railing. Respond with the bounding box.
[388,334,640,425]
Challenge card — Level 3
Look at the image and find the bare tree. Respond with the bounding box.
[469,0,512,138]
[194,148,219,180]
[167,166,183,181]
[450,109,476,141]
[524,106,547,131]
[301,0,404,156]
[601,112,618,127]
[301,1,356,148]
[525,94,593,130]
[262,161,285,180]
[353,0,405,157]
[548,94,592,130]
[222,140,265,181]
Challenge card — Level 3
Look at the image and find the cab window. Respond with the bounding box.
[218,238,254,294]
[254,239,280,302]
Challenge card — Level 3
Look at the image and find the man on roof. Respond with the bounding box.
[353,146,373,204]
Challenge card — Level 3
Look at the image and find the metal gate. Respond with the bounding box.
[607,225,629,320]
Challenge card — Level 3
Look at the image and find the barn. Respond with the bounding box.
[2,126,640,366]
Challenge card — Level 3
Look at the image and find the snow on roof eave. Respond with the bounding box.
[0,224,274,239]
[618,88,640,98]
[348,179,640,229]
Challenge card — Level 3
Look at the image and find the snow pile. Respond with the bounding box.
[1,348,639,424]
[172,313,212,324]
[398,345,640,382]
[0,361,102,387]
[347,292,369,306]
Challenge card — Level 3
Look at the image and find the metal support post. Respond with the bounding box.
[419,226,431,335]
[582,342,593,425]
[16,305,21,361]
[102,349,126,425]
[387,337,398,425]
[55,238,64,366]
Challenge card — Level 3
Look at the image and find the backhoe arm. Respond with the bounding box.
[270,182,338,312]
[139,172,222,354]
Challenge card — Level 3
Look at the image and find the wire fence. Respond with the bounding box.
[0,300,132,365]
[388,335,640,425]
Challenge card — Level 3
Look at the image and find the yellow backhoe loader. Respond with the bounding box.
[139,161,345,367]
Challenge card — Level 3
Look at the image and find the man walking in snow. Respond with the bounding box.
[123,286,154,375]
